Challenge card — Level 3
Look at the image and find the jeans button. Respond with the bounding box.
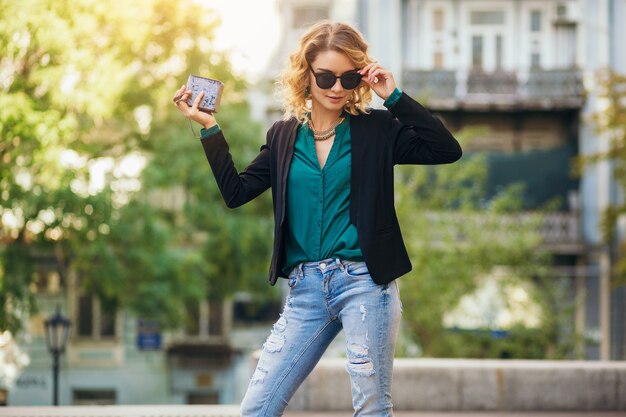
[320,262,326,270]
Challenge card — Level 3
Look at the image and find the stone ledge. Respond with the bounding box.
[283,358,626,412]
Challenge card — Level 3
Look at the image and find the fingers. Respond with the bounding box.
[174,88,194,115]
[359,62,387,84]
[172,84,187,103]
[192,90,204,110]
[358,62,377,75]
[369,68,386,83]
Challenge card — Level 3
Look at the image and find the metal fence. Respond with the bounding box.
[402,69,584,109]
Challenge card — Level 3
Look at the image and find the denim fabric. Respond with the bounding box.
[240,258,403,417]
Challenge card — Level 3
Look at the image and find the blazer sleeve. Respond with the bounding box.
[387,92,462,165]
[200,128,272,208]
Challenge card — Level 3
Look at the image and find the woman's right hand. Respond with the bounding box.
[172,84,218,129]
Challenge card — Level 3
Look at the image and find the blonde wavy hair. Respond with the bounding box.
[278,20,374,122]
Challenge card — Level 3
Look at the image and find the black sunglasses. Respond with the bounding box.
[310,68,362,90]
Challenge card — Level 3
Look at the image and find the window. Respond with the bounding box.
[472,35,483,69]
[434,51,444,69]
[30,269,62,294]
[77,295,93,337]
[208,301,224,336]
[185,300,225,338]
[433,9,445,31]
[531,52,541,68]
[495,35,503,69]
[293,6,328,28]
[555,25,577,67]
[76,294,117,339]
[470,11,505,25]
[531,10,542,31]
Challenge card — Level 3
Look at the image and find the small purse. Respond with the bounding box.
[185,74,224,113]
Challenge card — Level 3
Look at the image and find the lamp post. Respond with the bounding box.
[44,307,71,406]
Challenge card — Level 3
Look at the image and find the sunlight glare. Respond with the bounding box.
[192,0,280,82]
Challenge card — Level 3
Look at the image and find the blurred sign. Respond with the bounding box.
[137,319,161,350]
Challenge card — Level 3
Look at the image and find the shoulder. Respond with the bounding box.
[267,117,300,136]
[262,117,300,148]
[352,107,394,126]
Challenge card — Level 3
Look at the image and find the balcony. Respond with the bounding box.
[540,212,583,253]
[402,68,584,111]
[423,211,583,254]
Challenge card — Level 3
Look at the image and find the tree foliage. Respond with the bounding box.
[395,128,575,358]
[0,0,274,333]
[577,69,626,287]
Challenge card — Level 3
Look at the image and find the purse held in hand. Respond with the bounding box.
[185,74,224,113]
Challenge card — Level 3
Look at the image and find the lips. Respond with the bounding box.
[327,96,344,102]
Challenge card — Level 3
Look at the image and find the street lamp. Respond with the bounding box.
[44,307,71,406]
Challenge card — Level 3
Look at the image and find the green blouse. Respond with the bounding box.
[281,88,404,274]
[282,114,363,275]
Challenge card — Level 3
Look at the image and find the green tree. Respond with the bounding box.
[0,0,274,333]
[396,128,576,358]
[577,69,626,286]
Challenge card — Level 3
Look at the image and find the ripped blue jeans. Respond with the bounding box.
[240,258,403,417]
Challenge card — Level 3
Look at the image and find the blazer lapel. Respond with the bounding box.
[278,118,300,225]
[349,113,366,223]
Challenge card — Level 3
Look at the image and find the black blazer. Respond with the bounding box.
[200,92,462,285]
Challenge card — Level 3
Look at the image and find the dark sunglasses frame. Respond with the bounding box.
[309,67,362,90]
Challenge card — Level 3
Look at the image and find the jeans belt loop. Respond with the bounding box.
[298,262,304,277]
[335,258,345,272]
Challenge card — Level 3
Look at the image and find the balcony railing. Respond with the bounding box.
[422,211,582,253]
[541,212,579,245]
[402,68,584,110]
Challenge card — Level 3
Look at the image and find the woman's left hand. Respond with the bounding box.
[359,62,397,100]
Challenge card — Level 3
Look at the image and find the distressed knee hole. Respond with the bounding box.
[263,332,285,353]
[359,304,367,321]
[263,315,287,353]
[274,315,287,332]
[348,342,369,358]
[347,358,375,377]
[346,342,375,376]
[251,366,268,384]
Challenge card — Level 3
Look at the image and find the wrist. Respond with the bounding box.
[383,87,403,108]
[202,121,217,130]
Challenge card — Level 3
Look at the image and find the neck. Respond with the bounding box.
[309,106,343,131]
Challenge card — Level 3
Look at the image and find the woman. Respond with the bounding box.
[174,20,461,417]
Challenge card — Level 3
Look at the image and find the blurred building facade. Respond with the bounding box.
[4,252,251,405]
[252,0,626,360]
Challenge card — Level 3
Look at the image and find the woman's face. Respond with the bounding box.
[308,50,360,115]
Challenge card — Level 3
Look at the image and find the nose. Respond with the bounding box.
[330,78,343,92]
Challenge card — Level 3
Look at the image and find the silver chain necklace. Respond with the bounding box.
[307,115,344,141]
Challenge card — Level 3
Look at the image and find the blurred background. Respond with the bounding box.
[0,0,625,409]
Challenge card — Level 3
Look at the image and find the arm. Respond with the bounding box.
[200,128,272,208]
[387,91,462,165]
[172,84,271,208]
[358,63,462,165]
